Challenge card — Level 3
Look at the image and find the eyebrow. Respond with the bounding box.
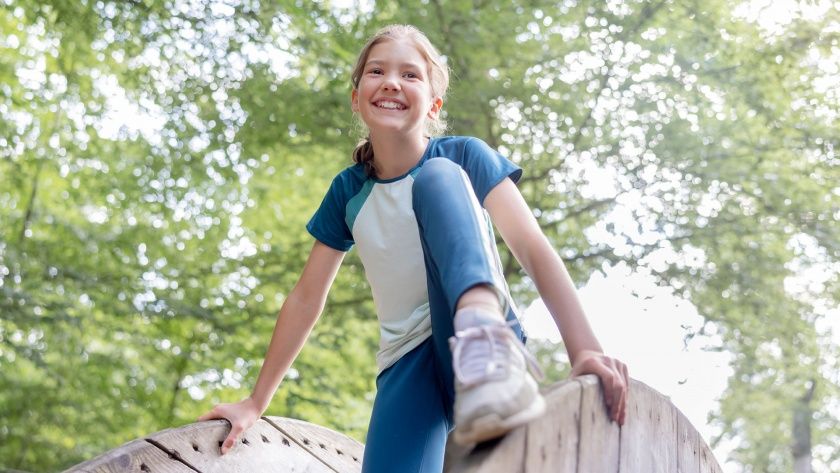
[365,59,425,70]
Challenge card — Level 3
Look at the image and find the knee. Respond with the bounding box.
[413,158,461,199]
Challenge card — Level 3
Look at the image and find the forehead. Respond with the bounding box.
[366,38,427,69]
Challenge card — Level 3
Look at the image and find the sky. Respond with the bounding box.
[522,258,840,473]
[521,263,736,468]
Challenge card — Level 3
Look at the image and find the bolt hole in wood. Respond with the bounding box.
[261,435,270,443]
[140,463,151,472]
[336,449,343,455]
[303,438,311,446]
[353,456,359,462]
[282,437,290,446]
[319,443,326,449]
[242,438,250,445]
[192,443,200,452]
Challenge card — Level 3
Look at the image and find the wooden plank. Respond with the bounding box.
[443,434,473,472]
[148,418,333,473]
[450,425,526,473]
[576,374,620,473]
[524,380,581,472]
[675,409,702,473]
[264,416,364,473]
[63,438,194,473]
[618,380,678,473]
[64,383,725,473]
[698,439,724,473]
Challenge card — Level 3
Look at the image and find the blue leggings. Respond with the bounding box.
[361,158,523,473]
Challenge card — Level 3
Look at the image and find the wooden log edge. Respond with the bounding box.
[63,416,364,473]
[444,375,723,473]
[65,376,720,472]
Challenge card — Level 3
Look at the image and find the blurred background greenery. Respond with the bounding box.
[0,0,837,471]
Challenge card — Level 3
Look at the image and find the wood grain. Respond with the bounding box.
[65,378,724,473]
[524,380,581,472]
[577,375,620,473]
[63,438,194,473]
[148,418,332,473]
[453,425,527,473]
[263,416,364,473]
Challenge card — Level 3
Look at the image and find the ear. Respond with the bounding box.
[428,97,443,119]
[351,89,360,112]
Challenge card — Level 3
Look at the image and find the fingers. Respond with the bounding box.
[221,424,244,455]
[196,399,262,455]
[604,361,620,421]
[619,362,629,424]
[571,353,629,425]
[197,405,239,455]
[606,358,628,425]
[602,358,622,424]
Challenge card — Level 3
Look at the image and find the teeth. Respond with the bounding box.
[377,101,405,110]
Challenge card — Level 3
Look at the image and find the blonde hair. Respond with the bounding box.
[350,25,450,177]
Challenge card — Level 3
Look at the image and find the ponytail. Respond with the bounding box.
[352,137,377,178]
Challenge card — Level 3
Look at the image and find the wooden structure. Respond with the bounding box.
[66,375,722,472]
[445,375,723,472]
[66,417,365,473]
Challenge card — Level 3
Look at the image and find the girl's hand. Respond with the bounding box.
[197,396,262,454]
[570,350,629,425]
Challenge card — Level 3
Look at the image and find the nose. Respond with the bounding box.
[382,73,400,91]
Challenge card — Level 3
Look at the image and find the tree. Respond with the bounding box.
[1,1,837,472]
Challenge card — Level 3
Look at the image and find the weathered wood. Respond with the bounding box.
[64,417,365,473]
[619,380,678,473]
[698,437,724,473]
[443,435,473,471]
[263,416,364,472]
[64,438,195,473]
[147,418,332,473]
[524,380,581,472]
[451,425,527,473]
[577,375,620,473]
[675,409,703,473]
[68,376,723,473]
[446,375,722,472]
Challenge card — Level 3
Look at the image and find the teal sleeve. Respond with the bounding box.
[306,174,355,252]
[461,137,523,205]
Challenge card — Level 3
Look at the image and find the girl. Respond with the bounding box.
[199,24,628,472]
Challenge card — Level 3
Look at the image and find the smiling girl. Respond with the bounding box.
[199,24,628,473]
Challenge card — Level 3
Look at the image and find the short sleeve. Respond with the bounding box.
[306,175,355,252]
[461,137,523,205]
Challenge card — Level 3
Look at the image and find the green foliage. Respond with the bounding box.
[1,1,837,472]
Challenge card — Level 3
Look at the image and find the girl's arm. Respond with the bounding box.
[198,240,346,453]
[485,178,628,424]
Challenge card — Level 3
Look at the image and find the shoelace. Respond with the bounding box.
[450,322,544,388]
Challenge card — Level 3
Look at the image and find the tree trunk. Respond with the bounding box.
[792,380,816,473]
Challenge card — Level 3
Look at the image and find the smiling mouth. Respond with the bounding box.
[374,100,407,110]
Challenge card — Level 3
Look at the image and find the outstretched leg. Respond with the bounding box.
[412,158,543,445]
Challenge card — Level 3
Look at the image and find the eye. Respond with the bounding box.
[367,68,383,75]
[403,71,419,79]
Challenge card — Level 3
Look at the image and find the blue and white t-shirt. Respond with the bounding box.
[307,136,522,372]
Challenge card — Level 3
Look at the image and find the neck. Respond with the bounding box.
[369,132,429,180]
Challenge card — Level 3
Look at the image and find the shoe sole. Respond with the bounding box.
[453,395,546,445]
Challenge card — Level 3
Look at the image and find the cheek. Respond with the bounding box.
[362,82,380,100]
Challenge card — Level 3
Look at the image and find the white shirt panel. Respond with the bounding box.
[350,176,432,371]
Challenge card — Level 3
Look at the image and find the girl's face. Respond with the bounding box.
[351,38,443,137]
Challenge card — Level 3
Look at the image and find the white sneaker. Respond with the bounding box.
[450,311,545,445]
